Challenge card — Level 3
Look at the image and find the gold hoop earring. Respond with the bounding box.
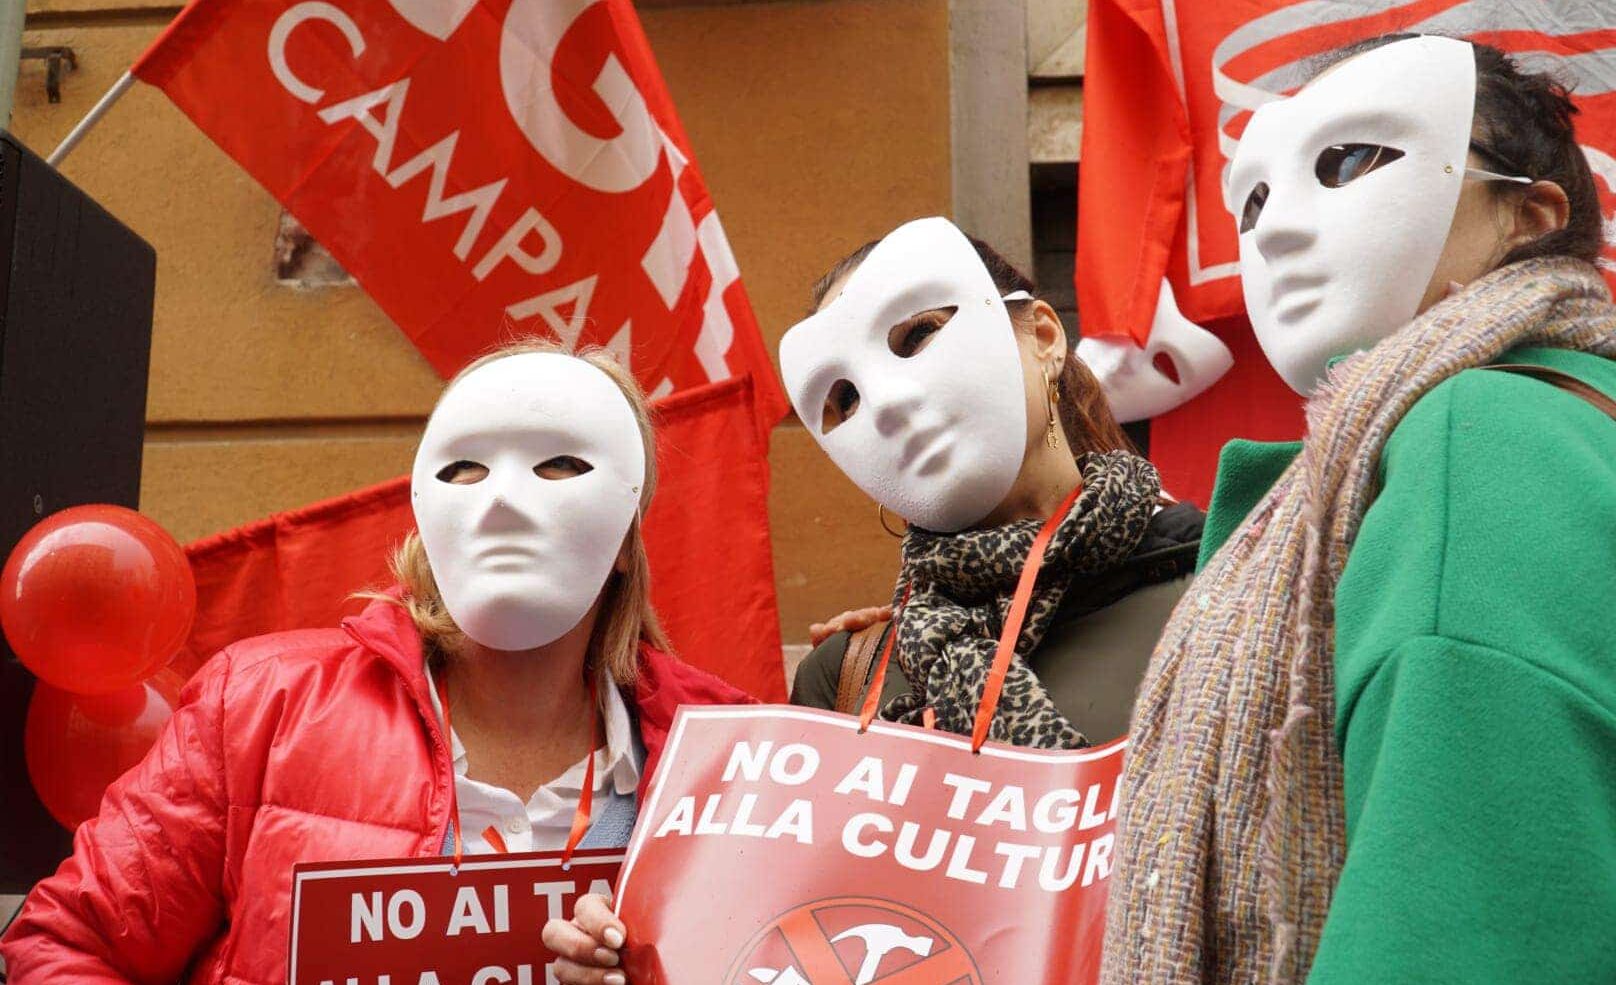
[1044,364,1062,448]
[878,504,907,538]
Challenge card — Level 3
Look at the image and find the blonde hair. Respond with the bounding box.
[378,338,667,685]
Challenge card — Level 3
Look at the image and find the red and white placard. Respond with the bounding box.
[615,707,1126,985]
[289,849,622,985]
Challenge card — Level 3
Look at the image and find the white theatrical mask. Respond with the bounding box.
[779,217,1027,533]
[1228,35,1476,395]
[1076,278,1235,423]
[411,353,645,651]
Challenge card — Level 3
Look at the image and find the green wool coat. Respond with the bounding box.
[1199,347,1616,984]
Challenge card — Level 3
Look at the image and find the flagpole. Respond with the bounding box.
[0,0,25,128]
[47,70,133,167]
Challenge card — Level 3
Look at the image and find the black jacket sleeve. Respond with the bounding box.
[789,631,852,710]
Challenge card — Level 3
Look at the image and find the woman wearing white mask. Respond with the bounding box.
[0,341,750,985]
[782,220,1205,745]
[1102,36,1616,985]
[544,220,1206,982]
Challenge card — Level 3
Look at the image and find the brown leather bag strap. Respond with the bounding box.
[1484,363,1616,421]
[834,621,890,715]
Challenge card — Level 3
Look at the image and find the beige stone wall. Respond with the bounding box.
[11,0,950,649]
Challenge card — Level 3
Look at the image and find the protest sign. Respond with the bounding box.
[288,849,622,985]
[615,707,1125,984]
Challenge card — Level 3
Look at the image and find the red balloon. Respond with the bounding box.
[1,505,196,695]
[24,669,186,830]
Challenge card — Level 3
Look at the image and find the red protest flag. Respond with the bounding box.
[1144,315,1306,506]
[175,475,413,679]
[1080,0,1616,342]
[131,0,788,440]
[1076,0,1303,504]
[1075,0,1192,350]
[1077,0,1616,503]
[641,376,785,702]
[177,377,785,700]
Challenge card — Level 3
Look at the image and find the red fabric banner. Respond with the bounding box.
[289,849,622,985]
[1145,317,1305,506]
[1079,0,1616,502]
[133,0,788,439]
[615,707,1125,984]
[177,376,786,701]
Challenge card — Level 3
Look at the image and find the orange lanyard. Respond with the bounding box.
[859,482,1085,752]
[969,482,1083,751]
[859,584,911,732]
[433,669,601,868]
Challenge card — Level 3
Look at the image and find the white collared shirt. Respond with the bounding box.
[425,663,639,855]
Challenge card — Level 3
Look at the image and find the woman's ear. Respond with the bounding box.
[1502,179,1571,256]
[1026,300,1068,373]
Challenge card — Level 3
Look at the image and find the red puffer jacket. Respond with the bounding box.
[0,597,753,985]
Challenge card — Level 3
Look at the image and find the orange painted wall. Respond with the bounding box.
[11,0,950,650]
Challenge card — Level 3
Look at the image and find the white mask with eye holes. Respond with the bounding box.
[778,216,1027,533]
[1229,35,1480,395]
[411,353,646,651]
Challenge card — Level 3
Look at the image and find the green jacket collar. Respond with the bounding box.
[1197,439,1301,569]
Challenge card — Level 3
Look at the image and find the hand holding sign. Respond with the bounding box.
[542,893,627,984]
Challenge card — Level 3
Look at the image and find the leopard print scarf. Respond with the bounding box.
[881,450,1162,748]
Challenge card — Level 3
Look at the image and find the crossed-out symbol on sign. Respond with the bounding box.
[731,897,981,985]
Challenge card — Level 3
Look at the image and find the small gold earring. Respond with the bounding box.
[878,504,907,538]
[1044,365,1061,448]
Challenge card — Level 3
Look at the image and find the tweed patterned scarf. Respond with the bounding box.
[882,450,1161,749]
[1098,258,1616,985]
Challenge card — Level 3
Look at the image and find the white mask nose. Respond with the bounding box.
[865,379,925,437]
[1252,191,1317,262]
[473,484,540,534]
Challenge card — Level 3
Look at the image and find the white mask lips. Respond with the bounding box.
[411,353,645,651]
[1228,35,1476,395]
[778,217,1028,533]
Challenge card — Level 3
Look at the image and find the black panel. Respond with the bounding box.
[0,131,156,892]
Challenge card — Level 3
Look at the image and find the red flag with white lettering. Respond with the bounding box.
[133,0,787,437]
[1079,0,1616,503]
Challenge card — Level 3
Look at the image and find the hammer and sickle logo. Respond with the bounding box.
[728,897,981,985]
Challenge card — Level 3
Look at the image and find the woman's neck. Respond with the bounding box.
[976,433,1084,528]
[445,614,596,740]
[439,611,605,799]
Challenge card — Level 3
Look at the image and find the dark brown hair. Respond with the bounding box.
[1316,34,1604,265]
[807,233,1135,459]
